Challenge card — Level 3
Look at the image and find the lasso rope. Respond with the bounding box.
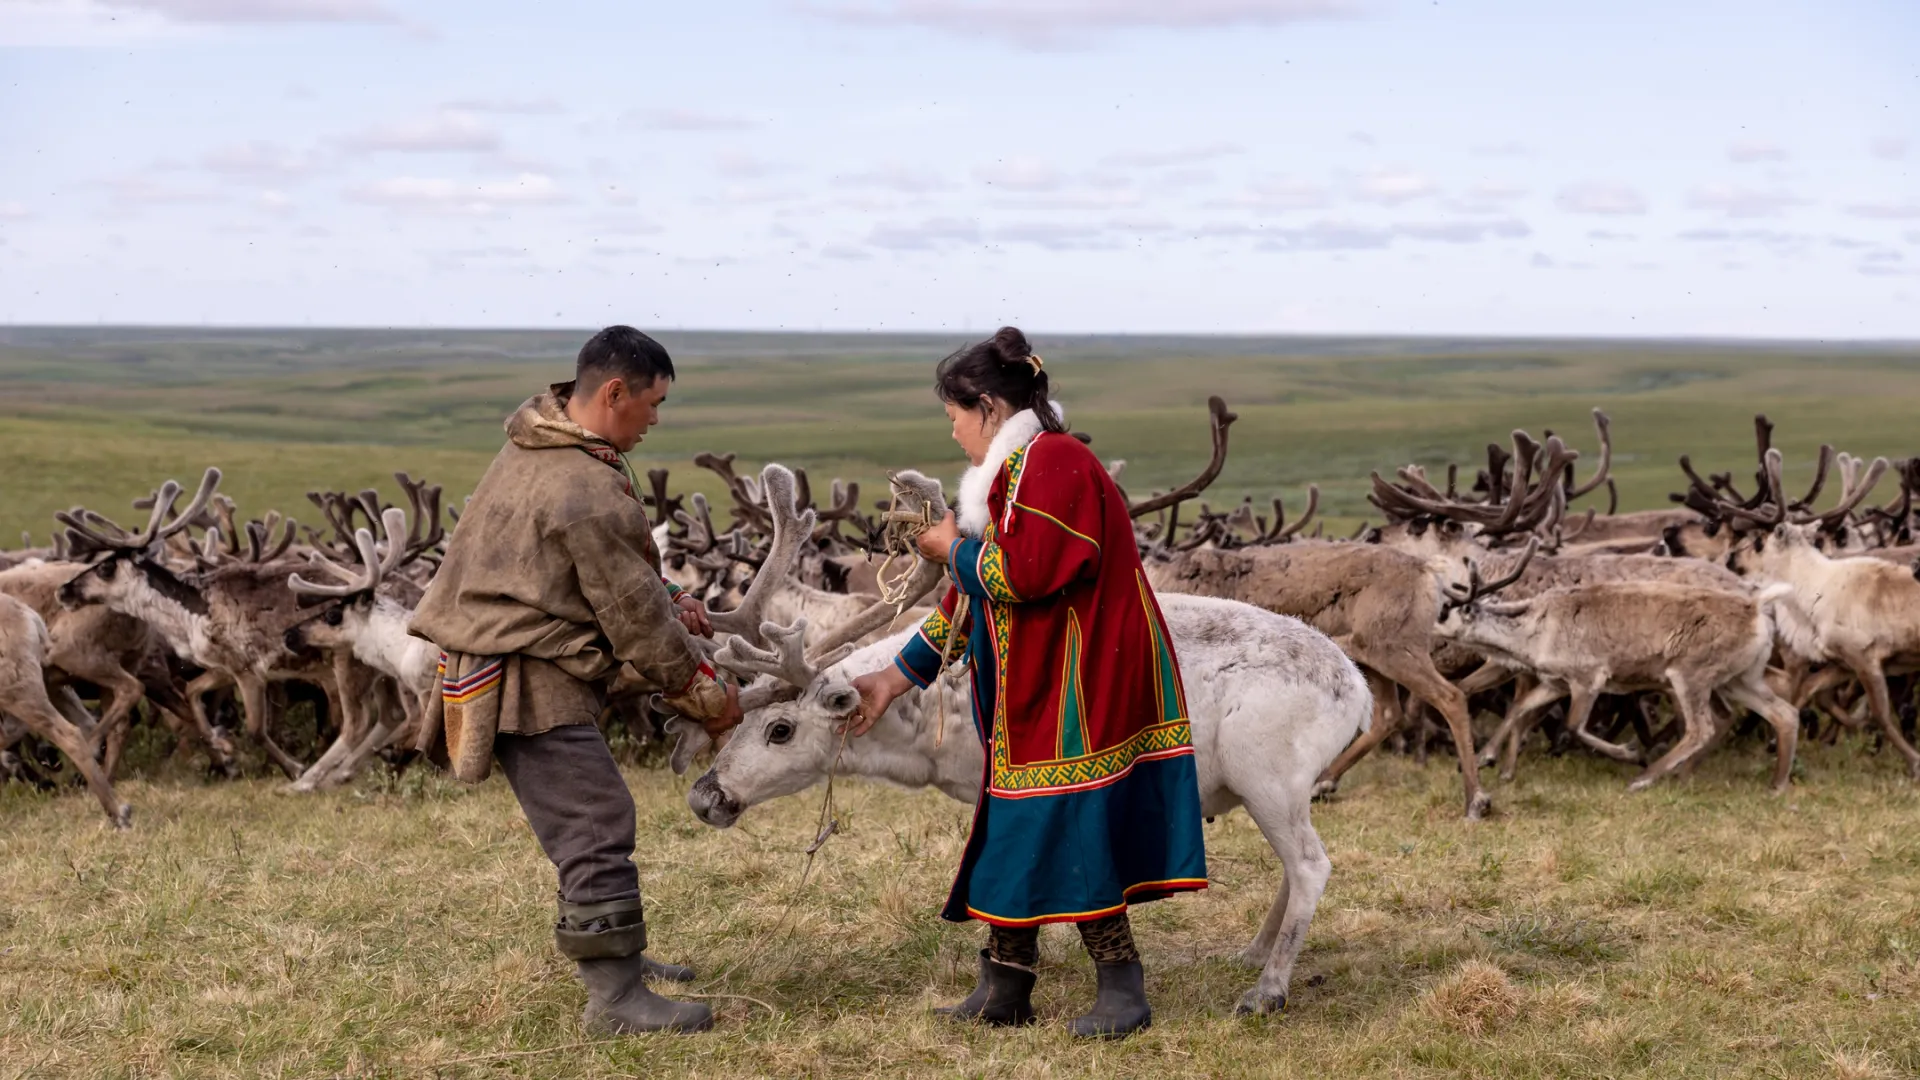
[876,477,968,747]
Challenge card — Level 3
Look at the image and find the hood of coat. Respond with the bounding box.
[504,381,614,452]
[957,407,1051,539]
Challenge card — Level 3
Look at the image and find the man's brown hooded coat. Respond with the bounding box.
[410,384,725,750]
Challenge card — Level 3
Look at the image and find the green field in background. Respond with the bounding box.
[3,327,1917,543]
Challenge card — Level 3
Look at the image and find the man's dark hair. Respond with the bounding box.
[576,325,675,395]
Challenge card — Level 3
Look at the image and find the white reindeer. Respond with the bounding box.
[675,590,1372,1017]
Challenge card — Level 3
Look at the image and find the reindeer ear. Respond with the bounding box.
[664,717,712,776]
[817,684,859,716]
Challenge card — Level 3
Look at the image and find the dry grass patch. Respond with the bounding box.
[1420,960,1522,1035]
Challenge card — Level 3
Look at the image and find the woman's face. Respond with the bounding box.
[946,399,1007,466]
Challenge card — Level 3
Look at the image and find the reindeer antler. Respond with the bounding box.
[1129,397,1236,519]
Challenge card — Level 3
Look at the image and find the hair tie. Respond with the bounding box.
[1026,353,1044,376]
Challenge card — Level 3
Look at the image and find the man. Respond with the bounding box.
[411,325,741,1035]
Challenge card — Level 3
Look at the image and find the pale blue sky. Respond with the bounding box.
[1,0,1915,336]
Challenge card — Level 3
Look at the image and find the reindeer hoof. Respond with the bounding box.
[112,804,133,830]
[1235,989,1286,1016]
[1465,792,1492,821]
[1310,779,1339,801]
[1626,775,1656,793]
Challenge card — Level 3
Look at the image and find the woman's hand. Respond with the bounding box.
[674,593,714,638]
[916,511,961,563]
[844,665,913,737]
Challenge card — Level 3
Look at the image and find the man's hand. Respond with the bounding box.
[702,682,743,739]
[674,593,714,638]
[844,665,913,737]
[916,511,962,564]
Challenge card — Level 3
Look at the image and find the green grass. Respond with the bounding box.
[5,328,1920,542]
[5,738,1920,1078]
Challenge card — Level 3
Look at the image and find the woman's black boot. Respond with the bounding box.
[1068,960,1151,1039]
[936,949,1037,1026]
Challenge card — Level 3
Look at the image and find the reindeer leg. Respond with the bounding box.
[290,655,369,792]
[1848,653,1920,779]
[7,686,129,828]
[1566,682,1642,763]
[1370,649,1487,819]
[1724,675,1800,792]
[1630,674,1716,791]
[1233,785,1330,1017]
[237,675,305,780]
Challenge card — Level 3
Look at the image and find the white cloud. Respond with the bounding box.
[443,96,564,115]
[867,217,984,250]
[341,109,498,154]
[1726,140,1787,163]
[1218,176,1330,212]
[1100,142,1242,168]
[621,108,760,132]
[1846,200,1920,220]
[100,0,395,21]
[1451,183,1525,212]
[348,172,565,215]
[1352,169,1434,205]
[0,201,32,220]
[1470,141,1529,158]
[1689,185,1807,218]
[713,151,780,179]
[975,158,1061,192]
[812,0,1356,48]
[1556,182,1648,216]
[1586,229,1634,241]
[0,0,395,44]
[200,140,314,179]
[1870,137,1909,161]
[833,165,956,194]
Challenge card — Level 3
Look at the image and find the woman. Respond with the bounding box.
[848,327,1207,1039]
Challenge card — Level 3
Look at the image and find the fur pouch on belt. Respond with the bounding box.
[426,651,503,783]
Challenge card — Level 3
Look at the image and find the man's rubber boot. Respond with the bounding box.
[576,956,713,1034]
[936,949,1036,1026]
[640,955,696,983]
[1068,960,1151,1039]
[556,897,711,1034]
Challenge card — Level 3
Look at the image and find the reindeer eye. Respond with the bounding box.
[767,721,794,745]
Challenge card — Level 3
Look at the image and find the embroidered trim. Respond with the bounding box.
[965,878,1209,927]
[441,656,504,706]
[914,605,953,656]
[577,445,637,500]
[973,542,1021,604]
[990,719,1195,797]
[1000,443,1031,535]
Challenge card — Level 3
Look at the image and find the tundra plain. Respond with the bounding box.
[4,329,1920,1079]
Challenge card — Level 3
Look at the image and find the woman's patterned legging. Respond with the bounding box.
[988,913,1138,967]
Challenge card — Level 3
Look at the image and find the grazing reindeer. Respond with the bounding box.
[1140,399,1516,819]
[282,504,442,791]
[1432,553,1803,791]
[1715,449,1920,778]
[0,593,130,827]
[58,470,329,779]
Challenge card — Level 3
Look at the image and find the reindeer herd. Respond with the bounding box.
[6,399,1920,1003]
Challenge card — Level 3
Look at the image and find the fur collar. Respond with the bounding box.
[957,408,1050,538]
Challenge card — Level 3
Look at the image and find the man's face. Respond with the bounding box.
[599,375,670,452]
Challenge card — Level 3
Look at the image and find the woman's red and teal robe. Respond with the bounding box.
[892,414,1208,926]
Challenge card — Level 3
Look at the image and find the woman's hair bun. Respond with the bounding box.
[989,326,1031,365]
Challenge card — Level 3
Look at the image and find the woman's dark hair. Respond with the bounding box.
[933,326,1067,434]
